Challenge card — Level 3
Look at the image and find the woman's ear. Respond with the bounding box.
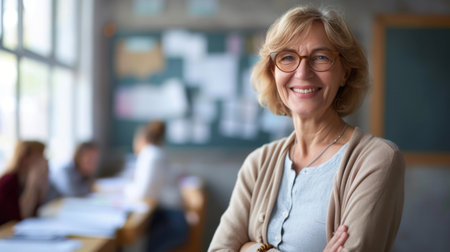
[341,69,351,86]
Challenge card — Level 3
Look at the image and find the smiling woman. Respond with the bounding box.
[209,6,405,252]
[271,22,348,119]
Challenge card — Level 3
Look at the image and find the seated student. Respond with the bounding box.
[49,141,100,197]
[124,121,188,252]
[0,140,48,225]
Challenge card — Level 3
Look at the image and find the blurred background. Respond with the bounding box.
[0,0,449,251]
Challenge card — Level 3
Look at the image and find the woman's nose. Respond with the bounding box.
[294,58,313,79]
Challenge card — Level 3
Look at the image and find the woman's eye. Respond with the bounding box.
[277,53,297,64]
[312,55,330,62]
[280,55,295,61]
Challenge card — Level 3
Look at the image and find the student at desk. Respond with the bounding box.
[48,141,100,198]
[0,141,48,225]
[125,121,188,252]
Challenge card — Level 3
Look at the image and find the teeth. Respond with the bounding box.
[292,88,317,94]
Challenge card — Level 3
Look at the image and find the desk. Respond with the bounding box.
[0,221,115,252]
[0,198,156,251]
[116,199,156,246]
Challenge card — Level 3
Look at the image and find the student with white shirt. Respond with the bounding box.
[125,121,188,252]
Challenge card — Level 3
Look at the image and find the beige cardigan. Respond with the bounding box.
[209,128,405,252]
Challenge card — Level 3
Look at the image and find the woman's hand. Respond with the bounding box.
[240,242,279,252]
[27,158,48,187]
[20,157,49,218]
[240,241,258,252]
[323,225,348,252]
[26,157,49,202]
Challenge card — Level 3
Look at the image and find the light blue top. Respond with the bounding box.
[267,143,348,252]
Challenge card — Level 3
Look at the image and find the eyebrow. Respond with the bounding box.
[280,46,336,54]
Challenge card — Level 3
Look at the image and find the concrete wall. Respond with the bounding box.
[91,0,450,251]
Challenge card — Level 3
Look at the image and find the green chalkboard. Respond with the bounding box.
[385,27,450,151]
[372,15,450,164]
[108,30,293,152]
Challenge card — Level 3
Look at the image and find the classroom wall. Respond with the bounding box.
[91,0,450,251]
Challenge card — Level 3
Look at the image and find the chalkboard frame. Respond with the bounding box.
[371,15,450,165]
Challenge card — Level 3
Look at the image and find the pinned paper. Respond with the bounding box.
[115,37,165,79]
[191,120,211,144]
[133,0,165,16]
[227,33,243,56]
[192,94,216,122]
[219,98,260,139]
[187,0,219,17]
[162,30,206,59]
[167,119,191,144]
[198,53,238,99]
[114,78,188,120]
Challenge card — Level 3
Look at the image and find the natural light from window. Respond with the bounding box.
[0,52,17,169]
[19,58,50,141]
[23,0,52,56]
[3,0,18,50]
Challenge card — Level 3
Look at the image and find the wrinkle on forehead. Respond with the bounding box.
[285,22,336,55]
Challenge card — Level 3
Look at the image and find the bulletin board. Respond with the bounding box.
[371,15,450,165]
[108,30,294,151]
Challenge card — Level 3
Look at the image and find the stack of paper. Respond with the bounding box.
[14,217,117,238]
[15,196,130,239]
[0,237,81,252]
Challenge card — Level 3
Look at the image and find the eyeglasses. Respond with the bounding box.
[270,49,339,73]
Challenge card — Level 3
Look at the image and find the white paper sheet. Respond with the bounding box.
[14,218,116,238]
[191,120,211,144]
[167,118,191,144]
[198,53,238,99]
[162,30,206,60]
[220,98,260,139]
[0,238,81,252]
[21,194,132,239]
[115,78,188,120]
[192,95,216,122]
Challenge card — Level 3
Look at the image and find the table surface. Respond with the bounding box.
[0,198,156,252]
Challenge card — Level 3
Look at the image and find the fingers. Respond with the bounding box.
[325,225,348,252]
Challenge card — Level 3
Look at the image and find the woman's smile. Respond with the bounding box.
[290,87,322,97]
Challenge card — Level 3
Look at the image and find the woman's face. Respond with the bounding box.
[273,22,347,119]
[78,148,99,176]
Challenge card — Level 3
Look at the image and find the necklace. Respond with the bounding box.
[291,124,348,169]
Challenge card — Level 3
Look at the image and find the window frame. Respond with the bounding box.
[0,0,83,167]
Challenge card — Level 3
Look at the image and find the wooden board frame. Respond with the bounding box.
[371,15,450,166]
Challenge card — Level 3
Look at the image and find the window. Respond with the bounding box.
[0,51,17,165]
[3,0,18,50]
[0,0,91,169]
[19,58,50,140]
[23,0,52,56]
[49,67,74,161]
[56,0,77,65]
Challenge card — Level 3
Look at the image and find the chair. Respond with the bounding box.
[170,176,206,252]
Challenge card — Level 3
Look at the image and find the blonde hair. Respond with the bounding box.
[251,6,369,117]
[3,140,46,175]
